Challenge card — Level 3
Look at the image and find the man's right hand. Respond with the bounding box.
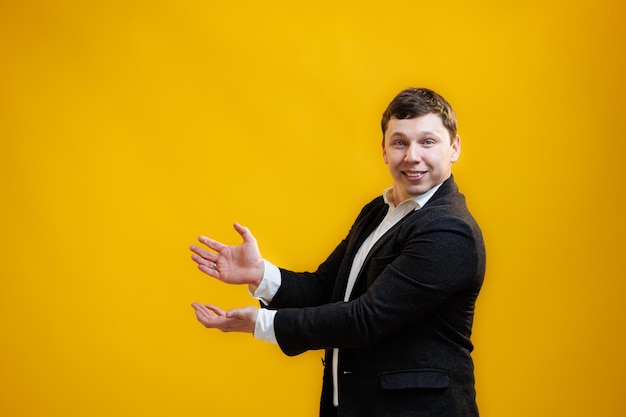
[190,223,264,289]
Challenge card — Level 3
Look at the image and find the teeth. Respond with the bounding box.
[406,172,422,177]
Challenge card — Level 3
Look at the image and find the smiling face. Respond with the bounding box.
[382,113,461,204]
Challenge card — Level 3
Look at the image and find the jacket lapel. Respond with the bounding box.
[330,199,389,302]
[345,178,456,299]
[346,208,417,299]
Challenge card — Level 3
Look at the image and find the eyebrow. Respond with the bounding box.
[389,130,443,138]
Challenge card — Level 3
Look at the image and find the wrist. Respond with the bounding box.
[248,260,265,293]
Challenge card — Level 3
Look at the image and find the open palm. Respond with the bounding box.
[190,223,264,287]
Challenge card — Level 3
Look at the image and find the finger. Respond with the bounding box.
[191,302,215,322]
[191,252,216,269]
[191,302,215,316]
[190,244,217,261]
[224,307,257,334]
[191,303,231,329]
[196,263,221,279]
[190,254,216,276]
[226,308,240,319]
[204,304,226,316]
[233,222,256,243]
[198,235,227,252]
[226,306,257,321]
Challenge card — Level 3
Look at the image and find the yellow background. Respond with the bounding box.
[1,0,625,416]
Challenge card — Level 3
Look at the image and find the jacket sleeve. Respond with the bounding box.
[266,237,348,309]
[267,197,386,309]
[273,215,484,356]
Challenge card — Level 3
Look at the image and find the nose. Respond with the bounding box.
[404,143,422,162]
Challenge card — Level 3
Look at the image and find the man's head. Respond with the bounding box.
[381,87,457,142]
[381,88,461,203]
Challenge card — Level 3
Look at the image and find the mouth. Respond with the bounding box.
[403,171,426,181]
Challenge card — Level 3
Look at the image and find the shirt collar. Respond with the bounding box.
[383,182,443,211]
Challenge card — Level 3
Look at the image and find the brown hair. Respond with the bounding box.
[381,88,458,142]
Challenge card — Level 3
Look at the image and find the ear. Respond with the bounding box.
[450,135,461,163]
[382,139,388,164]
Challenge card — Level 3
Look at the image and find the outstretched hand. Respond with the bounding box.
[191,303,258,334]
[190,223,265,289]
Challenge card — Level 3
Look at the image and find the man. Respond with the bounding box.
[190,87,486,416]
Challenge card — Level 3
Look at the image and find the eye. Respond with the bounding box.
[392,140,406,147]
[423,138,436,145]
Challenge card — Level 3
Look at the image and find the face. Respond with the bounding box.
[382,113,460,204]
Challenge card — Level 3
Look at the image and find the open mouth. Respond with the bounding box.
[403,171,426,180]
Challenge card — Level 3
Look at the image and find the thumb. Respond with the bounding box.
[233,222,256,243]
[226,306,257,321]
[226,308,244,319]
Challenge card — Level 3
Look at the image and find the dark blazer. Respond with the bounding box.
[267,176,486,417]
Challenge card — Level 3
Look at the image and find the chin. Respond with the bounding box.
[409,189,429,197]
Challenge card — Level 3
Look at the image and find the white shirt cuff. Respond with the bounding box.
[254,308,278,344]
[250,259,281,305]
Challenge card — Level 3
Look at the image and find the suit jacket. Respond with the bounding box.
[267,176,486,417]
